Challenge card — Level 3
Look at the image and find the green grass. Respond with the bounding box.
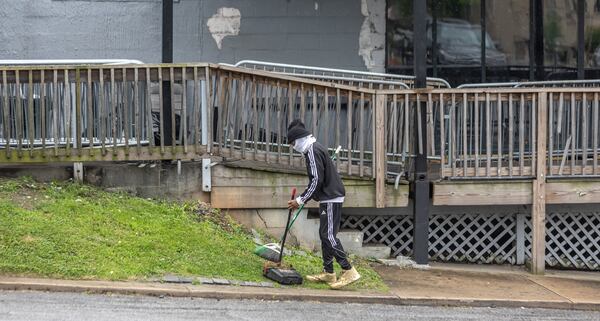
[0,177,387,291]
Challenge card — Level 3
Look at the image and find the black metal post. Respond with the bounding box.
[480,0,486,82]
[577,0,585,80]
[432,0,438,78]
[529,0,535,81]
[413,0,429,265]
[162,0,173,146]
[534,0,544,80]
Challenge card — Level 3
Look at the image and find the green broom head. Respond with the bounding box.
[254,243,281,263]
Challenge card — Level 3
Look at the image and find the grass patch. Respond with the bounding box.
[0,177,387,291]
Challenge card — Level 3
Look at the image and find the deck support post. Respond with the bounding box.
[531,92,547,275]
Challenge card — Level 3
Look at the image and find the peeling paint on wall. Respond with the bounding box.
[206,7,241,50]
[359,0,385,72]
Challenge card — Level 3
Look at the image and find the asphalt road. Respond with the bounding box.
[0,291,598,321]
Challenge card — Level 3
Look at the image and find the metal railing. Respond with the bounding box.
[0,64,212,162]
[212,65,379,179]
[232,60,451,89]
[415,87,600,179]
[458,79,600,89]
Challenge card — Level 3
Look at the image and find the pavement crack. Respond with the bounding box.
[526,277,574,304]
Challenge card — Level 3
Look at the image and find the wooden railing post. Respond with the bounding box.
[532,91,548,275]
[375,93,386,208]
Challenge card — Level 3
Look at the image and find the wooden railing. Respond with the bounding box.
[3,63,600,207]
[0,64,213,162]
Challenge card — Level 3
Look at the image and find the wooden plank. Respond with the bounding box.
[145,68,155,150]
[417,93,422,155]
[549,164,600,176]
[582,93,588,174]
[252,76,258,159]
[497,93,502,176]
[205,67,213,153]
[133,68,143,154]
[442,166,533,178]
[347,90,353,176]
[519,94,525,176]
[74,69,83,155]
[181,67,188,153]
[216,71,226,154]
[508,94,513,176]
[226,73,235,158]
[433,181,532,206]
[0,145,209,164]
[88,69,95,156]
[41,70,47,156]
[439,93,445,172]
[324,88,329,149]
[240,76,247,159]
[212,165,375,187]
[211,184,409,209]
[462,94,469,172]
[428,93,435,156]
[55,70,60,156]
[27,70,35,157]
[2,70,10,159]
[474,93,479,174]
[375,94,386,208]
[15,70,23,158]
[486,93,491,177]
[403,93,409,165]
[312,86,317,136]
[220,148,374,177]
[193,67,200,153]
[547,93,553,176]
[64,70,72,157]
[433,179,600,206]
[276,81,282,162]
[169,67,176,152]
[595,93,599,175]
[264,79,270,162]
[532,92,547,275]
[546,180,600,204]
[451,93,456,177]
[359,92,365,177]
[335,88,341,169]
[390,94,397,162]
[300,83,306,120]
[571,93,576,174]
[288,81,294,165]
[122,68,129,155]
[110,68,117,154]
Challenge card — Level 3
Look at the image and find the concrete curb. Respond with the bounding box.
[0,277,599,311]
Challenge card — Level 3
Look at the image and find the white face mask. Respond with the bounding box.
[293,139,303,153]
[292,135,315,153]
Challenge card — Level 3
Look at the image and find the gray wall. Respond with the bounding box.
[0,0,385,71]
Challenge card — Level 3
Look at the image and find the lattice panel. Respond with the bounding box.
[429,213,517,264]
[525,212,600,270]
[341,213,518,264]
[341,215,413,257]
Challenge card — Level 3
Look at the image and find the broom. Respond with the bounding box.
[254,188,304,262]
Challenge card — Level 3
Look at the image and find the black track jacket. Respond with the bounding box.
[298,142,346,203]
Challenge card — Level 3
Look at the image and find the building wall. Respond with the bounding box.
[0,0,385,71]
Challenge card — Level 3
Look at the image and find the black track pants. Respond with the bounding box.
[319,202,352,273]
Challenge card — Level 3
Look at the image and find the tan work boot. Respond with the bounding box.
[306,271,336,283]
[329,267,360,289]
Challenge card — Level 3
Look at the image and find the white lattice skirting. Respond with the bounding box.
[525,212,600,270]
[341,211,600,270]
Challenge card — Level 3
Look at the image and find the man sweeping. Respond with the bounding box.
[286,119,360,289]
